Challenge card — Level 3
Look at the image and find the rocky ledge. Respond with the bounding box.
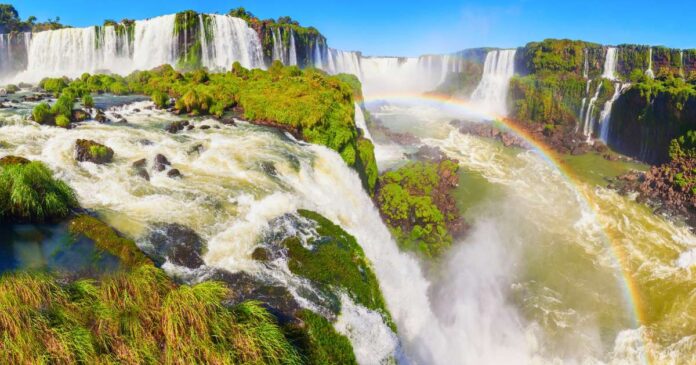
[613,157,696,229]
[75,139,114,164]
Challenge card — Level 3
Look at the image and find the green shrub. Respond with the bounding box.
[39,77,69,96]
[288,310,357,365]
[31,102,53,124]
[0,161,77,222]
[669,130,696,160]
[50,93,75,118]
[89,145,109,159]
[81,94,94,108]
[54,114,70,128]
[5,84,18,93]
[151,90,169,108]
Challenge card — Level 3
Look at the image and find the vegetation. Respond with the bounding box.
[287,310,357,365]
[81,94,94,108]
[36,64,376,190]
[0,161,77,222]
[31,102,52,124]
[284,210,394,330]
[375,160,461,257]
[69,215,151,268]
[508,72,586,127]
[0,4,65,33]
[521,39,604,77]
[54,114,70,128]
[669,131,696,161]
[0,265,306,364]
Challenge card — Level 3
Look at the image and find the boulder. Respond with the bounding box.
[132,158,149,181]
[167,168,182,178]
[72,109,90,122]
[0,155,30,166]
[75,139,114,164]
[153,154,170,172]
[146,223,205,269]
[165,120,188,134]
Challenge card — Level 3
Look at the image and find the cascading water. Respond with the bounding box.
[583,48,589,79]
[602,47,618,81]
[645,47,654,79]
[582,80,602,138]
[288,29,297,66]
[599,83,624,142]
[201,14,264,71]
[354,103,372,141]
[470,49,517,116]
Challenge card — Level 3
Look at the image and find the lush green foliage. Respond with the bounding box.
[54,114,70,128]
[31,102,52,124]
[521,39,603,76]
[289,310,357,365]
[0,4,64,32]
[376,160,460,257]
[81,94,94,108]
[285,210,394,330]
[0,161,77,222]
[508,72,587,126]
[669,131,696,161]
[435,60,484,96]
[0,265,304,364]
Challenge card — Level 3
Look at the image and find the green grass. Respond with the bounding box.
[0,265,304,364]
[284,210,394,331]
[55,114,70,128]
[0,161,77,222]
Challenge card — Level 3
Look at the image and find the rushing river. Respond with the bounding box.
[1,92,695,364]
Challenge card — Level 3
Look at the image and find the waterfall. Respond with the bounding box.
[583,48,589,78]
[439,54,452,85]
[602,47,618,81]
[354,103,372,141]
[288,30,297,66]
[327,48,362,79]
[313,39,324,68]
[202,14,264,71]
[645,47,654,79]
[198,15,210,68]
[599,83,623,142]
[470,49,517,116]
[582,80,602,138]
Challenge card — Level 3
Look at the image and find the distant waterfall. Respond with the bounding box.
[470,49,517,116]
[645,48,654,79]
[582,48,589,79]
[7,13,265,82]
[602,47,618,80]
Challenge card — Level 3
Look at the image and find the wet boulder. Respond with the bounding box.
[165,120,189,134]
[0,155,30,166]
[146,223,205,269]
[75,139,114,164]
[72,109,90,122]
[132,158,150,181]
[153,154,170,172]
[167,168,182,179]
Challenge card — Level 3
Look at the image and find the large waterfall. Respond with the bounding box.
[469,49,517,116]
[602,47,618,80]
[3,13,266,83]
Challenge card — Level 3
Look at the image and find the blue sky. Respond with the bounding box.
[10,0,696,56]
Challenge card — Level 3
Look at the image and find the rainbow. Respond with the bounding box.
[360,92,652,364]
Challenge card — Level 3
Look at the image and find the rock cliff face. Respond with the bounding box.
[607,84,696,164]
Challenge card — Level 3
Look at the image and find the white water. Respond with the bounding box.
[645,48,654,79]
[599,83,625,142]
[470,49,517,116]
[602,47,618,81]
[582,80,603,138]
[200,14,264,71]
[354,103,372,141]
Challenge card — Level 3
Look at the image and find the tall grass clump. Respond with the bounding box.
[0,161,77,222]
[0,265,307,364]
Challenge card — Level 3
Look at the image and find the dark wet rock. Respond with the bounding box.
[211,270,302,325]
[615,157,696,231]
[153,154,170,172]
[167,168,182,179]
[71,109,90,122]
[408,145,448,163]
[94,110,107,123]
[218,115,237,126]
[115,118,128,124]
[75,139,114,164]
[260,161,277,177]
[112,113,123,119]
[450,119,530,149]
[146,223,205,269]
[185,125,194,131]
[132,158,149,181]
[132,108,141,113]
[199,125,211,130]
[0,155,30,166]
[138,139,154,146]
[165,120,189,134]
[187,143,204,155]
[251,247,270,262]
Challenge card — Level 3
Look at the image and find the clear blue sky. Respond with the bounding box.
[10,0,696,56]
